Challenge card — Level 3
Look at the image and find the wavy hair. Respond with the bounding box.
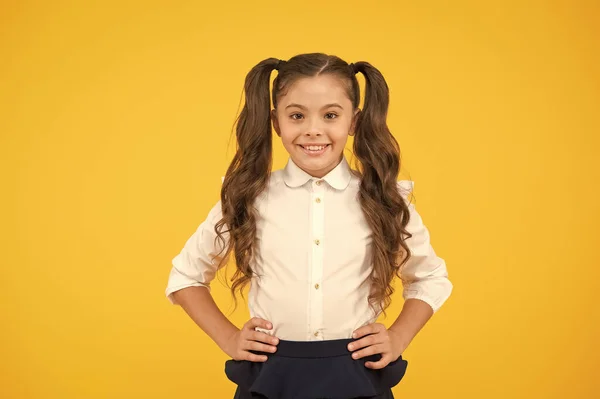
[215,53,412,315]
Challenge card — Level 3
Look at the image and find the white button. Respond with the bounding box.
[314,239,320,245]
[315,180,322,186]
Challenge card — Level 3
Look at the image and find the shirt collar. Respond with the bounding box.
[283,156,353,190]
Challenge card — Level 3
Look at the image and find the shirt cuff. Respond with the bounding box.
[402,279,453,313]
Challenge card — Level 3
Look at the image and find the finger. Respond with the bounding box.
[351,343,385,360]
[249,331,280,346]
[244,317,273,331]
[352,325,374,339]
[245,340,278,354]
[243,351,269,363]
[348,334,379,351]
[352,323,384,339]
[365,354,392,369]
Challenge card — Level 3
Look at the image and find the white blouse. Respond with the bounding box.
[165,157,452,341]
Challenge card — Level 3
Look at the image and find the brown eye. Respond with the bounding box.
[325,113,338,119]
[290,113,303,120]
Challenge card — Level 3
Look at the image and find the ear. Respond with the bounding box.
[349,108,361,136]
[271,109,281,137]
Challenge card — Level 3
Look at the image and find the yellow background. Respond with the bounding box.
[2,1,599,398]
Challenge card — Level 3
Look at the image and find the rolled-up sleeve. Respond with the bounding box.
[165,200,228,305]
[398,181,453,313]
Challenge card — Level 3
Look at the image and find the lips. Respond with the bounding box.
[298,144,330,156]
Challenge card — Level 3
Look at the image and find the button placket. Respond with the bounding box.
[309,179,325,340]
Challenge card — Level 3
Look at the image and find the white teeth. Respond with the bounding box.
[305,145,327,151]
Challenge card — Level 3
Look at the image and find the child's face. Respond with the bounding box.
[272,74,358,178]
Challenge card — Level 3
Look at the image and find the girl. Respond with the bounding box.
[165,53,452,399]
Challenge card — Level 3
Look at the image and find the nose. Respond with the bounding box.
[304,117,325,137]
[304,130,322,137]
[305,122,323,136]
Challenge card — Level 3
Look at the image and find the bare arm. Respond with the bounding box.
[172,286,239,351]
[388,298,434,351]
[171,286,279,361]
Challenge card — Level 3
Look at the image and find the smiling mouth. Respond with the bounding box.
[299,144,330,150]
[298,144,331,156]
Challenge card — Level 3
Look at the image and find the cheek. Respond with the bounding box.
[278,131,297,147]
[278,124,300,143]
[331,126,351,142]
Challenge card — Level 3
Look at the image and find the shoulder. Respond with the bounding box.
[219,171,284,205]
[349,175,414,201]
[205,199,223,222]
[268,168,285,187]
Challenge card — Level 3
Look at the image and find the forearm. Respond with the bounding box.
[171,286,239,351]
[388,298,434,350]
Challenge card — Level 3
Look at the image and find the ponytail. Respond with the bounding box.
[352,61,412,316]
[215,58,279,309]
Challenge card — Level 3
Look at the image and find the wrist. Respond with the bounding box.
[218,327,240,356]
[388,326,411,358]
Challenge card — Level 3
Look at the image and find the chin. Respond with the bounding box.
[296,156,339,177]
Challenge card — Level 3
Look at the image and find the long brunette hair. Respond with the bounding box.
[216,53,412,315]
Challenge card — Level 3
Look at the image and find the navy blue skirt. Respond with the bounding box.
[224,338,408,399]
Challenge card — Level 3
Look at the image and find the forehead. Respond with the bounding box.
[278,74,351,107]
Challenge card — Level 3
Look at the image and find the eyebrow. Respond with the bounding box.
[284,103,344,110]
